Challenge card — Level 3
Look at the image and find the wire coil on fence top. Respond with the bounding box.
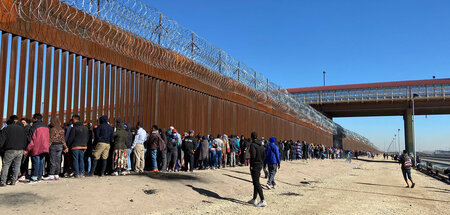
[0,0,375,148]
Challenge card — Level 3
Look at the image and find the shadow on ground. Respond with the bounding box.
[356,158,398,163]
[355,182,406,188]
[0,192,43,206]
[186,185,250,206]
[141,172,202,181]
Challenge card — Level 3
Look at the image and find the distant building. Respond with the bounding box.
[434,150,450,155]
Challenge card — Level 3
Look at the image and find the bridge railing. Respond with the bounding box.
[293,83,450,104]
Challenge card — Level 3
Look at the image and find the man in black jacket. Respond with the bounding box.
[181,130,197,172]
[248,131,266,207]
[67,115,89,177]
[90,115,113,176]
[0,116,27,186]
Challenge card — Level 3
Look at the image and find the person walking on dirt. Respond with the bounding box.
[399,150,415,188]
[248,132,267,207]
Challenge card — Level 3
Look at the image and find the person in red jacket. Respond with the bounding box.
[26,113,50,183]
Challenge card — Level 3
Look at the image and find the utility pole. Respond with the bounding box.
[323,71,326,86]
[397,128,401,154]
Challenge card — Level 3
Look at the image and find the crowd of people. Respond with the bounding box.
[0,113,376,207]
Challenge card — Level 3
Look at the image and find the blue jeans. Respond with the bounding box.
[216,150,222,168]
[126,148,132,170]
[72,149,85,176]
[209,150,216,167]
[31,154,45,181]
[151,149,157,170]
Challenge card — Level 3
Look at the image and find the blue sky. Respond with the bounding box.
[145,0,450,151]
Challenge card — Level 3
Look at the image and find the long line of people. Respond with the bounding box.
[0,113,368,189]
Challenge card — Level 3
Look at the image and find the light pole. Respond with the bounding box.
[397,128,400,154]
[323,71,326,86]
[412,93,419,166]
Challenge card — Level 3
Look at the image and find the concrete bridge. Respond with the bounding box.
[287,78,450,155]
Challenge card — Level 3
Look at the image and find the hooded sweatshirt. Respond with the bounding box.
[113,122,129,150]
[249,139,265,167]
[49,118,67,149]
[27,120,50,156]
[0,121,27,150]
[95,115,114,144]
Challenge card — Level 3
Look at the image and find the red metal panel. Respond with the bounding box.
[104,64,110,120]
[59,51,67,120]
[120,69,126,122]
[99,62,105,117]
[51,49,60,120]
[129,71,135,125]
[7,36,19,118]
[79,58,87,121]
[73,56,81,116]
[26,41,36,118]
[66,53,74,121]
[34,44,45,114]
[110,66,117,123]
[92,61,99,122]
[16,39,28,118]
[0,33,9,119]
[43,46,53,124]
[86,59,93,123]
[139,74,144,124]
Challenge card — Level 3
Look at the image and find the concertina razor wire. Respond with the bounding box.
[0,0,376,149]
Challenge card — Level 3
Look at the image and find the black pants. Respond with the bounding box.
[49,143,63,175]
[167,150,178,170]
[251,165,264,201]
[183,152,194,171]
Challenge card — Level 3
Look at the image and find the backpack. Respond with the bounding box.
[404,156,412,167]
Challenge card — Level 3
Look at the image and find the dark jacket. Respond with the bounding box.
[113,123,128,150]
[250,139,265,167]
[0,122,27,150]
[167,135,178,152]
[148,131,162,151]
[229,138,238,153]
[198,139,209,160]
[94,115,114,144]
[182,136,197,155]
[67,122,89,149]
[27,121,50,156]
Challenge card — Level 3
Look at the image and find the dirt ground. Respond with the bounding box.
[0,157,448,215]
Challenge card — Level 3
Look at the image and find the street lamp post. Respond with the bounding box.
[397,128,400,154]
[412,93,419,166]
[323,71,326,86]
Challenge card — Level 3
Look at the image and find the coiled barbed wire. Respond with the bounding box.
[0,0,375,148]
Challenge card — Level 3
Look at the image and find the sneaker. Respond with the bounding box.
[273,184,277,189]
[44,175,55,181]
[28,180,38,184]
[18,176,26,181]
[411,183,415,188]
[120,171,128,176]
[266,184,271,190]
[256,201,267,207]
[152,169,159,172]
[247,199,257,205]
[112,172,119,176]
[54,175,60,180]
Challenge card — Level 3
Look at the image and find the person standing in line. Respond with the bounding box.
[46,117,68,180]
[148,125,163,172]
[198,136,209,170]
[229,135,237,167]
[26,114,50,183]
[181,130,197,172]
[159,128,168,172]
[67,115,88,178]
[0,116,27,186]
[111,120,129,176]
[248,132,267,207]
[90,115,113,176]
[221,134,229,168]
[399,150,415,188]
[132,122,147,173]
[264,137,280,189]
[214,135,224,169]
[18,118,31,181]
[166,130,179,172]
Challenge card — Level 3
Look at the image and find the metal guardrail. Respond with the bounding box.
[292,84,450,104]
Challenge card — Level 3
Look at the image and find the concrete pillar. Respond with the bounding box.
[403,109,415,155]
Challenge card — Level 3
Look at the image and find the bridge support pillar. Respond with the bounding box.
[403,109,415,155]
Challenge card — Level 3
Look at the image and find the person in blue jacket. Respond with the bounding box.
[264,137,280,189]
